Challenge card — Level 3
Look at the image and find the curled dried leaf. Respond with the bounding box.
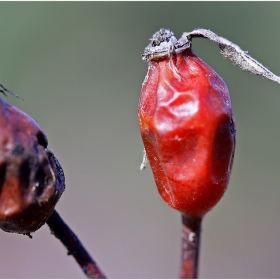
[183,28,280,84]
[142,28,280,85]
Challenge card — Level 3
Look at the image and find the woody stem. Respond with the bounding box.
[180,214,202,279]
[46,209,106,279]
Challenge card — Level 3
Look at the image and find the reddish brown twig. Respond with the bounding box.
[180,214,202,279]
[46,210,106,279]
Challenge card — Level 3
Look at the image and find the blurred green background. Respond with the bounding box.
[0,2,280,278]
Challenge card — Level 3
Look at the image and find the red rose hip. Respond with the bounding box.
[138,29,236,217]
[0,97,65,234]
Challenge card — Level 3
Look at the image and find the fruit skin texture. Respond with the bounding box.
[138,49,236,217]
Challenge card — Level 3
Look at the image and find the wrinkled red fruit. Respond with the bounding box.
[138,29,236,217]
[0,98,65,234]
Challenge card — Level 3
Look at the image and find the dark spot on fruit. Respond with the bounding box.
[12,144,25,156]
[19,159,31,191]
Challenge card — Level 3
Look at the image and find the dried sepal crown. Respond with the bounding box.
[142,28,280,85]
[141,28,191,62]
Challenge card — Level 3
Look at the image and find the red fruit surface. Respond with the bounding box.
[138,50,235,217]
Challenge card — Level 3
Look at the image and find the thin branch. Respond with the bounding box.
[0,83,23,100]
[46,209,106,279]
[180,214,202,279]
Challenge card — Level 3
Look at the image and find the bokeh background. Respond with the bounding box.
[0,2,280,278]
